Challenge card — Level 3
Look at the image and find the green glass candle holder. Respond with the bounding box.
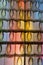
[0,20,3,29]
[2,0,7,7]
[0,32,3,41]
[1,10,6,17]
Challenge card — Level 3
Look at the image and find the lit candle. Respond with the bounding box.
[10,10,14,18]
[18,1,24,9]
[26,11,31,20]
[6,44,11,54]
[0,20,3,29]
[9,32,14,41]
[25,21,30,30]
[27,44,32,54]
[9,20,13,29]
[20,44,24,54]
[0,32,3,41]
[21,32,24,41]
[10,0,14,7]
[28,58,33,65]
[36,2,39,9]
[37,33,42,41]
[37,58,42,65]
[1,10,6,17]
[2,0,7,7]
[38,12,42,20]
[17,57,22,65]
[25,32,32,41]
[37,45,42,54]
[19,10,24,19]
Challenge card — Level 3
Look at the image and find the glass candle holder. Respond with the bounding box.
[17,57,22,65]
[18,1,24,9]
[26,11,31,20]
[6,44,11,54]
[20,44,24,54]
[25,32,32,41]
[19,10,24,19]
[25,21,30,30]
[27,44,32,54]
[9,32,14,41]
[28,57,33,65]
[0,32,3,41]
[37,45,42,54]
[39,22,42,30]
[9,20,13,29]
[0,20,3,29]
[18,21,24,30]
[2,0,7,7]
[10,10,14,18]
[37,58,42,65]
[36,2,39,9]
[38,12,42,20]
[1,10,6,17]
[27,32,32,41]
[21,32,24,41]
[37,33,42,41]
[10,0,14,8]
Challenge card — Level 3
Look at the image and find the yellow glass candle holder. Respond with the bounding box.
[27,44,32,54]
[25,21,30,30]
[21,32,24,41]
[20,44,24,54]
[18,21,24,30]
[19,10,24,19]
[25,32,32,41]
[17,57,22,65]
[26,11,31,20]
[28,58,33,65]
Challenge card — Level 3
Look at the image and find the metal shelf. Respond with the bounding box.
[0,41,43,44]
[0,8,43,13]
[0,54,43,57]
[0,18,43,22]
[0,30,43,33]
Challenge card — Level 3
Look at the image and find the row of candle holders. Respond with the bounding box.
[0,32,43,41]
[0,20,43,30]
[0,56,43,65]
[0,0,43,10]
[0,0,43,65]
[0,10,43,20]
[0,44,43,54]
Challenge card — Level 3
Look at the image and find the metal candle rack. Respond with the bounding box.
[0,0,43,58]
